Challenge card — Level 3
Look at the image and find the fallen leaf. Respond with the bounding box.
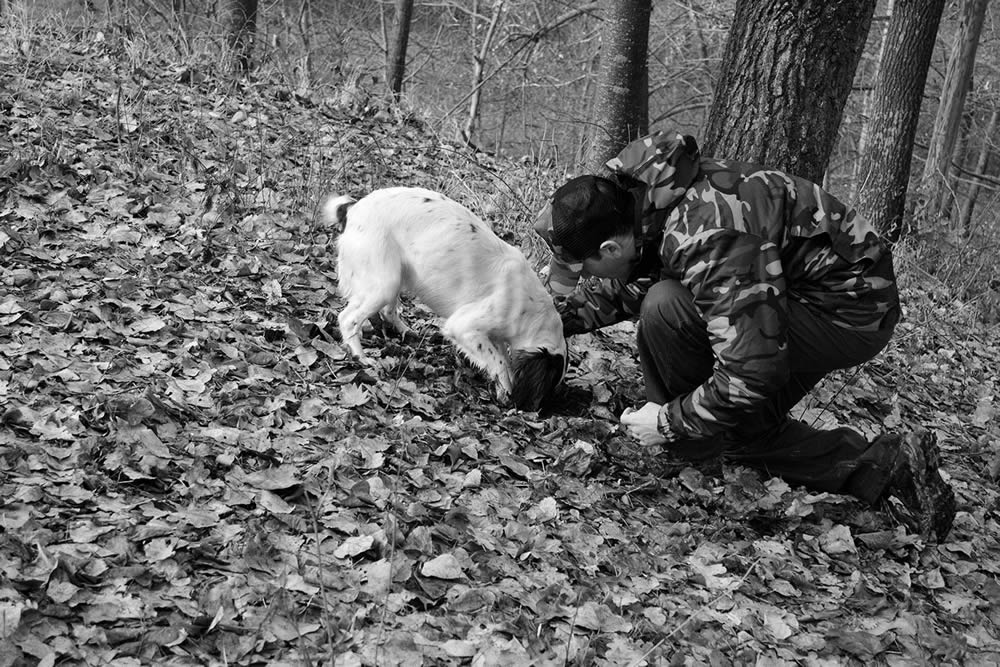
[339,383,370,408]
[442,639,477,657]
[819,524,856,555]
[421,554,464,580]
[334,535,375,559]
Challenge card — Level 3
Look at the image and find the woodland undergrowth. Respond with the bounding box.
[2,14,1000,667]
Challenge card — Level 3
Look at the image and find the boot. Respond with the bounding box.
[882,430,956,542]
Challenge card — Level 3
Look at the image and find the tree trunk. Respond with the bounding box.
[588,0,652,171]
[296,0,314,92]
[461,0,505,148]
[916,0,988,227]
[387,0,414,100]
[854,0,946,243]
[576,50,602,166]
[957,108,999,235]
[702,0,876,183]
[850,8,893,203]
[226,0,259,75]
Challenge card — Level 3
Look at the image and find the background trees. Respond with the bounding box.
[917,0,990,234]
[587,0,652,169]
[386,0,414,101]
[854,0,947,242]
[15,0,998,293]
[225,0,258,75]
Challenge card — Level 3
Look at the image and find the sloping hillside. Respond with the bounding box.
[2,17,1000,667]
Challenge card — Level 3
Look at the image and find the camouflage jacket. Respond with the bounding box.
[533,131,899,442]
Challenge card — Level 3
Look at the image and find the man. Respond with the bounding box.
[534,130,956,541]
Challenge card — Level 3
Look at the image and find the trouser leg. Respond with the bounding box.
[635,279,714,405]
[635,279,900,503]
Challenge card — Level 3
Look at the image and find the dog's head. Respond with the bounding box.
[509,347,567,411]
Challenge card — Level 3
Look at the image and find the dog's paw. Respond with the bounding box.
[494,384,512,406]
[348,352,377,368]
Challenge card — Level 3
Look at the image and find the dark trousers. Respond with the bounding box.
[636,280,901,504]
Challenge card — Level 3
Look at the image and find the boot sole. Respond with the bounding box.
[903,432,956,542]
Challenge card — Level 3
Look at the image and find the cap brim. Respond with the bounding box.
[545,255,582,296]
[534,202,582,294]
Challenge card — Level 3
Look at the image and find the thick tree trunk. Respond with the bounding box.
[702,0,876,183]
[854,0,946,243]
[226,0,259,75]
[588,0,652,170]
[917,0,988,226]
[387,0,414,100]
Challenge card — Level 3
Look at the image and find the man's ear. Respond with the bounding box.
[598,239,623,258]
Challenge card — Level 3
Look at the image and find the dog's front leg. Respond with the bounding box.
[442,308,512,402]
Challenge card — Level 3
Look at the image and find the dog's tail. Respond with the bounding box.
[321,194,357,234]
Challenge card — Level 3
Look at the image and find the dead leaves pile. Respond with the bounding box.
[3,18,1000,667]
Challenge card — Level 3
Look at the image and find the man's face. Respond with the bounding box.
[580,234,639,281]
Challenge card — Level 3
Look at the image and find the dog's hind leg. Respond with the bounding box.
[336,225,404,361]
[337,277,403,364]
[337,294,387,362]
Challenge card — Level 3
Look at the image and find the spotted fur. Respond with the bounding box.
[327,187,566,410]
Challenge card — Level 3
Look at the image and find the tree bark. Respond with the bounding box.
[917,0,988,226]
[957,108,999,235]
[850,9,893,203]
[226,0,259,75]
[588,0,652,170]
[387,0,415,100]
[855,0,947,243]
[702,0,876,183]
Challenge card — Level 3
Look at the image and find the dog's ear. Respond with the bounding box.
[510,348,565,411]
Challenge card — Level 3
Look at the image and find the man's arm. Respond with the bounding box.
[555,278,651,336]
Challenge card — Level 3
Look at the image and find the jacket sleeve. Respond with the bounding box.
[555,278,651,336]
[657,226,790,441]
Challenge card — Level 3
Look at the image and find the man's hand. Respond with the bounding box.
[620,402,668,446]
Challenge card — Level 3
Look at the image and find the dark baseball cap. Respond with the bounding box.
[549,175,634,260]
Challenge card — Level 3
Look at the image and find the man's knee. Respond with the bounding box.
[640,279,699,328]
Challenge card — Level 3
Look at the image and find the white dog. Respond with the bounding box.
[327,187,566,410]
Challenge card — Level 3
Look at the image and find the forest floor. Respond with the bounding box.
[3,16,1000,667]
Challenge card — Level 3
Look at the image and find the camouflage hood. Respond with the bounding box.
[605,131,702,216]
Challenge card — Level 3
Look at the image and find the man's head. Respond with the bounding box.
[549,175,639,280]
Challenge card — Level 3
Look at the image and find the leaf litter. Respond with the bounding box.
[2,19,1000,667]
